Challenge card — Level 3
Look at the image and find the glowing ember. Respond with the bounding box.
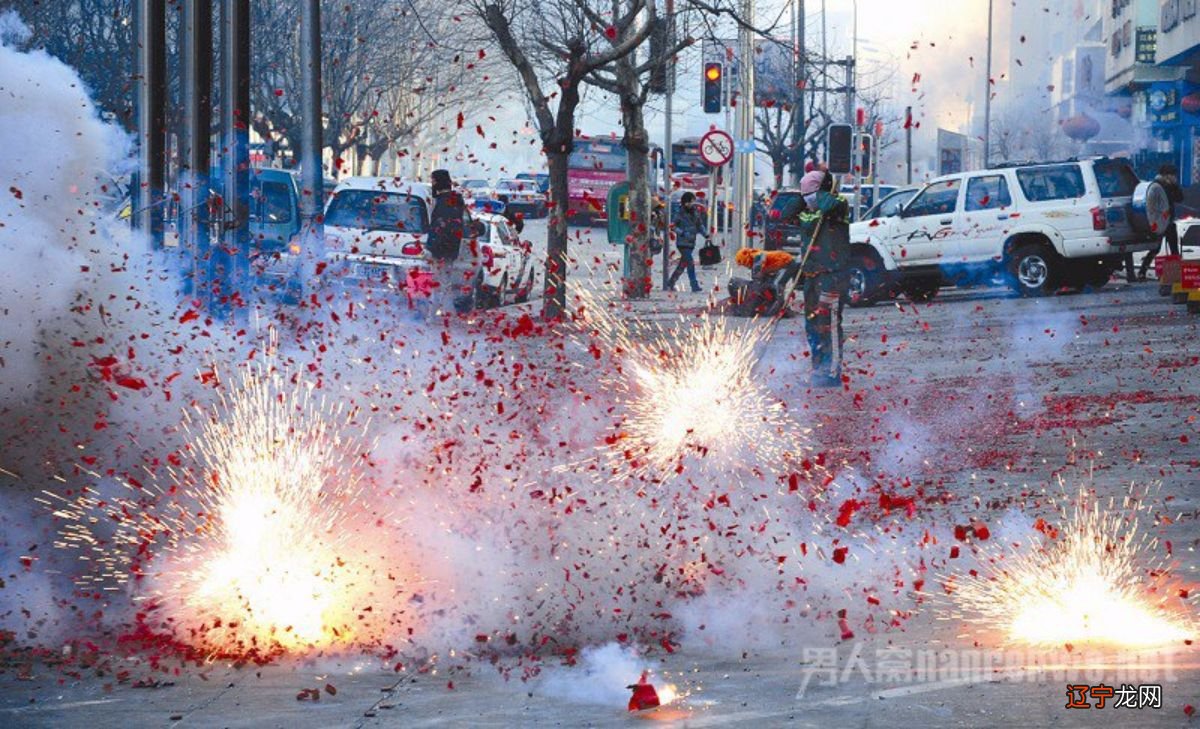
[941,490,1194,648]
[578,290,806,481]
[45,351,402,656]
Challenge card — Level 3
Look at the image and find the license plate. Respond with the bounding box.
[356,263,395,281]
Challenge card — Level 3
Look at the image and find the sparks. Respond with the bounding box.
[940,489,1195,649]
[46,347,404,657]
[577,288,807,482]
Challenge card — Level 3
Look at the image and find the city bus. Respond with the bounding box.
[567,135,661,225]
[670,136,729,230]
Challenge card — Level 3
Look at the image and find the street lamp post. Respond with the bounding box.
[983,0,993,168]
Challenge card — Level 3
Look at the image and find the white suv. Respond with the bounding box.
[846,158,1164,302]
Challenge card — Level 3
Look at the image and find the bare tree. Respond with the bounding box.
[471,0,651,319]
[7,0,136,129]
[582,2,695,298]
[989,105,1066,164]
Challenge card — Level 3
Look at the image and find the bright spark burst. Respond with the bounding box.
[577,289,807,482]
[941,489,1195,648]
[45,351,400,656]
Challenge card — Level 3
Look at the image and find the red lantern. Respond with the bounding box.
[1061,113,1101,141]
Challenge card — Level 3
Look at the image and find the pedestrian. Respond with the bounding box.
[427,169,465,313]
[795,170,851,388]
[667,191,709,292]
[1138,163,1185,281]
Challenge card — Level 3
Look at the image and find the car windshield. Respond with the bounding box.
[463,180,489,188]
[497,180,533,192]
[867,189,917,219]
[252,179,294,224]
[1092,159,1140,198]
[324,190,428,233]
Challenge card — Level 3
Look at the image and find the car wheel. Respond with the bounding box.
[901,278,939,303]
[1078,263,1113,291]
[846,251,885,308]
[1008,243,1059,297]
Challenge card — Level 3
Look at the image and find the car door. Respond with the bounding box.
[885,178,962,266]
[493,219,523,297]
[958,174,1014,264]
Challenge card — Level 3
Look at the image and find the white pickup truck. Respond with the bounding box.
[846,157,1167,304]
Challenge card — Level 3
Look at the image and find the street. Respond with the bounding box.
[2,273,1197,727]
[5,0,1200,727]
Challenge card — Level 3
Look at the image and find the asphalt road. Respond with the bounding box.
[2,232,1199,728]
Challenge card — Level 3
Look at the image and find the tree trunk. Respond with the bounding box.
[620,89,652,299]
[544,149,571,320]
[772,156,785,189]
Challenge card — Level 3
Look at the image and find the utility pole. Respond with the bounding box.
[217,0,251,318]
[790,0,805,186]
[733,0,755,247]
[134,0,166,246]
[983,0,993,169]
[844,56,856,220]
[662,0,674,291]
[905,105,913,185]
[299,0,324,235]
[181,0,212,292]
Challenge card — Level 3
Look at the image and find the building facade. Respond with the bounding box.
[1152,0,1200,185]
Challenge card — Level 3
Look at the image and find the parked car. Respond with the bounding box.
[460,178,494,203]
[495,177,548,219]
[247,168,304,299]
[515,172,550,195]
[466,211,537,308]
[757,189,806,250]
[843,157,1164,305]
[321,177,533,310]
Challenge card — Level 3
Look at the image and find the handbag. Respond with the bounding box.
[698,241,721,266]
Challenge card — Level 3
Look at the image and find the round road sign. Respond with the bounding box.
[699,129,735,167]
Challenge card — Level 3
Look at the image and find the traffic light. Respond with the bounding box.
[703,63,722,114]
[827,123,853,174]
[858,134,873,178]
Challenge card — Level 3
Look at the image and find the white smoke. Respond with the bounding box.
[0,11,131,406]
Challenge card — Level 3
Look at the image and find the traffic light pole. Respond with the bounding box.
[732,0,754,248]
[661,0,674,291]
[790,0,804,186]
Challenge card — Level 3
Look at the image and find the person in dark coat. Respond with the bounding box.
[426,169,466,313]
[668,192,709,292]
[795,170,850,388]
[1138,163,1186,281]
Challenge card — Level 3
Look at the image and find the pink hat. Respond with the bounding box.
[799,170,825,196]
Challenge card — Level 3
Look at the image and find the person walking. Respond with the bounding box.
[795,170,851,388]
[426,169,465,313]
[667,192,708,292]
[1138,163,1186,281]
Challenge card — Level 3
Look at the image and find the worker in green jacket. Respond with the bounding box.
[794,170,851,388]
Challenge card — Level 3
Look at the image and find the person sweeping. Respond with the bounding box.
[794,170,851,388]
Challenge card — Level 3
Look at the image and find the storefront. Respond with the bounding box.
[1155,0,1200,185]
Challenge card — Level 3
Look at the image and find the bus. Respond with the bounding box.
[670,136,729,229]
[567,135,660,225]
[567,136,626,224]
